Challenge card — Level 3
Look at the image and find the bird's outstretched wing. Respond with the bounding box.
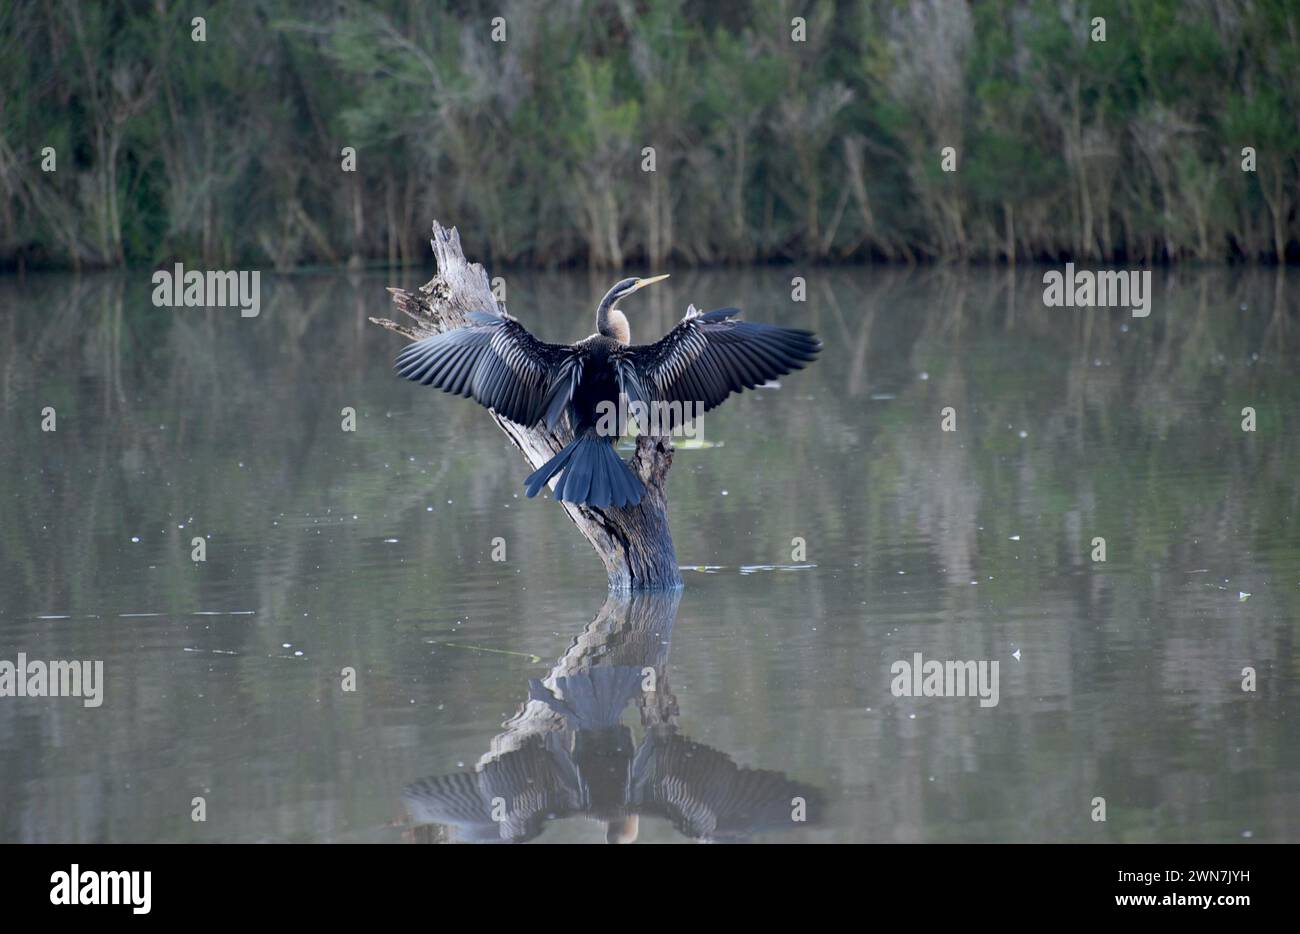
[622,307,820,432]
[403,732,584,844]
[629,730,825,842]
[395,311,573,427]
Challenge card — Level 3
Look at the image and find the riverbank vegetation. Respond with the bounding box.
[1,0,1297,271]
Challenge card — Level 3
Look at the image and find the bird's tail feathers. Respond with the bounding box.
[523,432,644,508]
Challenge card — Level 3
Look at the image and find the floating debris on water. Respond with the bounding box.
[439,642,542,664]
[682,563,817,575]
[617,438,722,452]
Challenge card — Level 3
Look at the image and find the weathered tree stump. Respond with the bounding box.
[485,589,682,760]
[369,222,682,590]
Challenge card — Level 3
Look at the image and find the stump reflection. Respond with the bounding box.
[404,592,824,843]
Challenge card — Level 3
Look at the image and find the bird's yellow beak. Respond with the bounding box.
[632,274,670,292]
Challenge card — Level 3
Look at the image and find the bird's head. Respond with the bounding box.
[599,274,670,312]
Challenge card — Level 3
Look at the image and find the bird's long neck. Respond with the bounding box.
[597,299,630,344]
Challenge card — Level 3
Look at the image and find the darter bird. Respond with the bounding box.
[395,275,820,508]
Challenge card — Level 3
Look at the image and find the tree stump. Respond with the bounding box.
[369,223,682,590]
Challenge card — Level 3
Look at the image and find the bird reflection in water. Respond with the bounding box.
[403,592,823,843]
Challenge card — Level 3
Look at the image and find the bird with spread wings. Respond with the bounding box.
[396,275,820,509]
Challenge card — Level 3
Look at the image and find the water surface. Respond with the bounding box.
[1,265,1297,842]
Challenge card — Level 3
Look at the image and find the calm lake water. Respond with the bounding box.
[1,265,1297,843]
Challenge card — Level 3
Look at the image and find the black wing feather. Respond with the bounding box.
[395,312,572,427]
[624,307,820,433]
[629,731,825,842]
